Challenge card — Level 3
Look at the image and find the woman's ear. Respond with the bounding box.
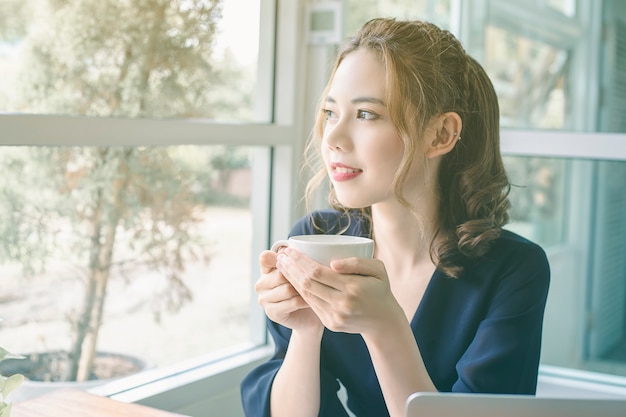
[426,112,462,158]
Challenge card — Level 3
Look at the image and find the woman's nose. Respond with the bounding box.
[324,118,352,151]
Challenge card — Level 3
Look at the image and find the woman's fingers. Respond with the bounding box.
[275,248,397,333]
[259,250,278,274]
[263,292,310,317]
[277,247,386,291]
[276,248,336,292]
[256,249,325,331]
[257,280,299,304]
[330,257,387,282]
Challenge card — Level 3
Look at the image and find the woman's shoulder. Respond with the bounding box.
[289,208,369,237]
[494,229,547,258]
[474,228,550,279]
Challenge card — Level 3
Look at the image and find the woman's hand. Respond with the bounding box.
[276,248,403,336]
[256,250,323,334]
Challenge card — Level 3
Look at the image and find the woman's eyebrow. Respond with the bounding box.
[325,95,386,105]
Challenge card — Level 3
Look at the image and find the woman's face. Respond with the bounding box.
[321,48,406,209]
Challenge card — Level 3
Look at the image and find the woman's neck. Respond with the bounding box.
[370,201,437,268]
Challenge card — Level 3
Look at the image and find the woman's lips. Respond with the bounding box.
[330,162,362,182]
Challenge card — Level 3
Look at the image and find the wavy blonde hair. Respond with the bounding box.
[304,18,510,278]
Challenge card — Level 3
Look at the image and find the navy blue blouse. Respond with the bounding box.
[241,209,550,417]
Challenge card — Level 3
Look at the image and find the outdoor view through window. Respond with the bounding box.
[0,0,259,387]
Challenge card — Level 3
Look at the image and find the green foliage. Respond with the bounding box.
[0,148,68,274]
[0,145,218,381]
[0,345,24,417]
[0,0,29,41]
[0,146,211,274]
[8,0,225,118]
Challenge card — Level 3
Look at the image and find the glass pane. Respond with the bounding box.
[504,156,567,246]
[484,26,570,129]
[0,0,261,122]
[0,145,252,383]
[344,0,453,38]
[504,155,626,378]
[546,0,576,17]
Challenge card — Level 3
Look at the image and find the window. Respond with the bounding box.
[547,0,577,17]
[503,139,626,379]
[484,26,569,129]
[0,0,263,122]
[0,0,294,398]
[343,0,454,35]
[0,145,254,370]
[481,0,626,380]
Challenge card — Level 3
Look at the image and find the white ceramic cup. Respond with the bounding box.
[270,234,374,266]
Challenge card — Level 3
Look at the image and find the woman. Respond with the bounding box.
[241,17,550,417]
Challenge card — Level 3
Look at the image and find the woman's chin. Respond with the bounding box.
[335,197,370,210]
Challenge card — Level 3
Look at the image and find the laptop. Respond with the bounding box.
[405,392,626,417]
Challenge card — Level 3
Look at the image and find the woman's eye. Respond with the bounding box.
[357,110,378,120]
[323,109,338,121]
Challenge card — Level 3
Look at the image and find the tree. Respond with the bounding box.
[16,0,224,118]
[0,0,235,382]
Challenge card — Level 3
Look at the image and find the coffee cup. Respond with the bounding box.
[270,234,374,266]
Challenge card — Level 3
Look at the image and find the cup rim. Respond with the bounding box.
[289,234,373,244]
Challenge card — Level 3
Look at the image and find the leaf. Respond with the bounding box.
[1,374,24,399]
[0,348,9,362]
[0,402,11,417]
[0,347,24,362]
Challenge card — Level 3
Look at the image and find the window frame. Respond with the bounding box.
[0,115,295,146]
